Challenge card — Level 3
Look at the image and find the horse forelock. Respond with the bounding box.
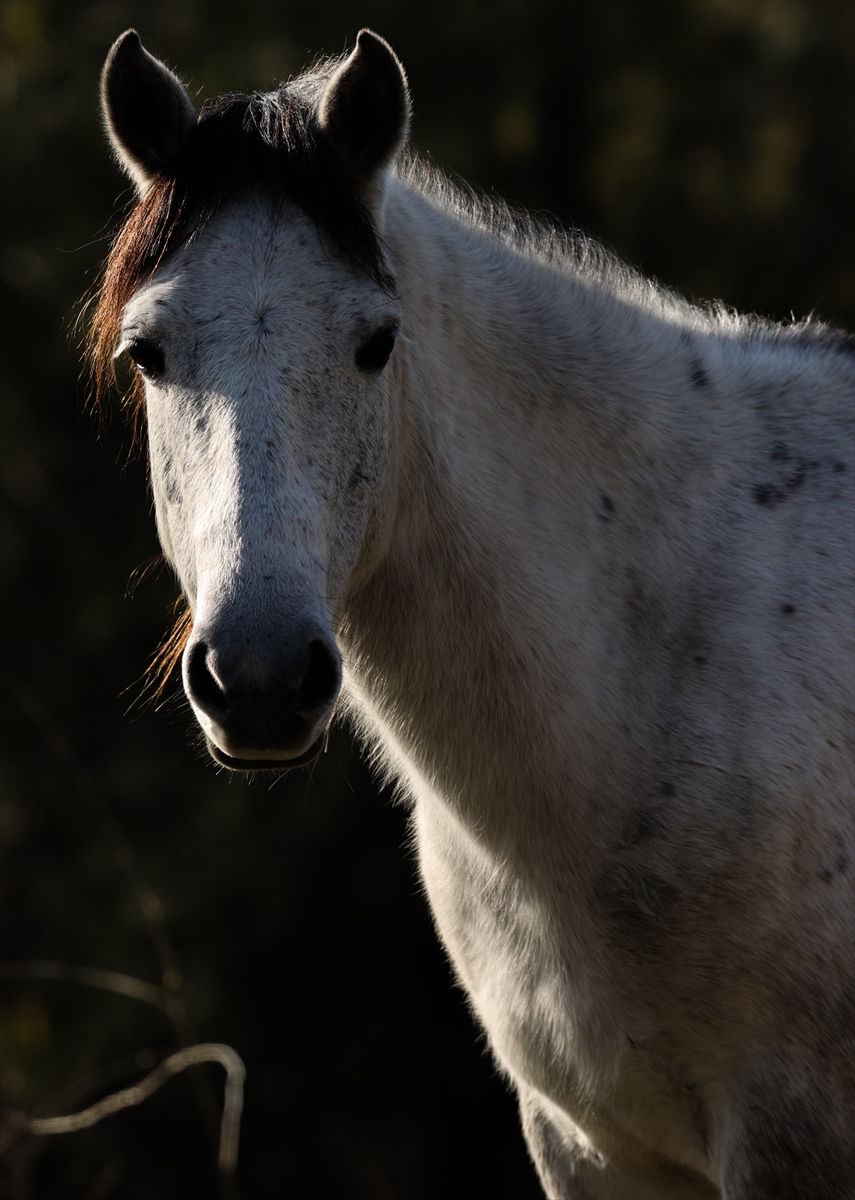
[88,63,394,425]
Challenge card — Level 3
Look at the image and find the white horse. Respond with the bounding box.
[94,29,854,1199]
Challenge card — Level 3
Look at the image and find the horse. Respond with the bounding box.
[92,28,854,1200]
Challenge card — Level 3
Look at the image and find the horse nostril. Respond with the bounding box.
[185,634,340,730]
[186,641,228,716]
[300,639,341,713]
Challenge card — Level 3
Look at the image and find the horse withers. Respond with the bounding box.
[93,28,854,1199]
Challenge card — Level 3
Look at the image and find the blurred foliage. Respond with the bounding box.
[1,1,852,1196]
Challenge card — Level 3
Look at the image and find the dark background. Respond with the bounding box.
[1,2,853,1197]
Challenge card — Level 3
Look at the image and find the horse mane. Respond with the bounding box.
[396,151,681,312]
[395,153,855,359]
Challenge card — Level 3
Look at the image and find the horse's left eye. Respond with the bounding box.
[355,326,398,372]
[127,337,165,378]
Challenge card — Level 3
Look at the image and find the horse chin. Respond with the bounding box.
[205,733,325,772]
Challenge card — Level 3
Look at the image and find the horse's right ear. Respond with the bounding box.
[101,30,196,194]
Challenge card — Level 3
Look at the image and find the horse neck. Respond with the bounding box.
[342,178,694,835]
[378,175,706,520]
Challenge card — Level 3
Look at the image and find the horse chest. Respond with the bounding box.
[414,792,623,1100]
[414,791,722,1181]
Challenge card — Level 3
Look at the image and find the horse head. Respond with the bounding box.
[99,29,410,769]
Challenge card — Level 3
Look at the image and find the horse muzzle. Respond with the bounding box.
[182,630,342,771]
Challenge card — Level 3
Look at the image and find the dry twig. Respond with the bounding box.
[5,1044,245,1174]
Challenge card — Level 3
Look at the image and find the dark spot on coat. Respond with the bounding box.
[348,467,370,491]
[817,852,847,884]
[753,473,799,504]
[690,360,710,389]
[781,603,796,614]
[753,454,842,508]
[753,483,783,506]
[598,493,615,519]
[833,461,846,472]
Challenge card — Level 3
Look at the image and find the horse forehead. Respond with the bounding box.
[130,199,376,331]
[190,201,381,316]
[188,200,327,290]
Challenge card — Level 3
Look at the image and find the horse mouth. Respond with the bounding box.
[205,732,326,772]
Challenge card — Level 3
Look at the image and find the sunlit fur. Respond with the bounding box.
[96,29,854,1199]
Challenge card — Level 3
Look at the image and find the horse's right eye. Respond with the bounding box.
[127,337,165,378]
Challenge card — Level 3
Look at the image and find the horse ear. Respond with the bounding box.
[101,29,197,194]
[318,29,410,208]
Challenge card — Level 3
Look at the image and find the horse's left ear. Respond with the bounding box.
[318,30,410,210]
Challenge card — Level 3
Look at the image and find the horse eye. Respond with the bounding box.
[127,337,165,378]
[355,326,398,372]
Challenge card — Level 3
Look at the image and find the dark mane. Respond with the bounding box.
[88,67,393,414]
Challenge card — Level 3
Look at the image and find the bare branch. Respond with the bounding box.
[6,1044,245,1175]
